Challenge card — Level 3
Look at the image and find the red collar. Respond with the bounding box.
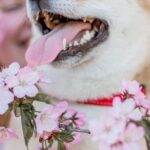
[77,94,122,107]
[77,85,146,107]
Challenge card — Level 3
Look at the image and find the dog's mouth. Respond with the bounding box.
[26,11,109,67]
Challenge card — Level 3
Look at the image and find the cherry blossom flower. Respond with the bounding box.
[89,112,126,145]
[112,97,142,121]
[65,108,86,127]
[35,102,68,135]
[119,80,150,117]
[74,112,85,128]
[5,66,40,98]
[120,80,141,95]
[0,126,18,142]
[120,123,144,150]
[89,116,144,150]
[0,87,14,114]
[134,92,147,107]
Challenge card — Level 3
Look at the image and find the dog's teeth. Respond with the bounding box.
[83,18,95,23]
[90,31,95,38]
[80,38,87,45]
[63,38,67,50]
[74,41,79,46]
[84,31,91,41]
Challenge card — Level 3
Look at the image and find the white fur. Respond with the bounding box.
[36,0,150,101]
[4,0,150,149]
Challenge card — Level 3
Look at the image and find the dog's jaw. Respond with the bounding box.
[27,0,150,101]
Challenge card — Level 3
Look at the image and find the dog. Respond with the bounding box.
[4,0,150,149]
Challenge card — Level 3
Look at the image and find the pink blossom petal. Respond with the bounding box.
[128,108,143,121]
[98,142,111,150]
[0,104,8,114]
[36,117,58,134]
[24,85,38,97]
[7,128,18,139]
[51,101,68,118]
[120,80,141,95]
[8,62,20,75]
[123,143,140,150]
[13,86,26,98]
[25,72,40,84]
[75,112,86,127]
[35,105,59,135]
[128,81,140,95]
[124,123,144,141]
[5,76,19,88]
[0,88,14,114]
[38,71,51,83]
[0,89,14,104]
[66,108,77,117]
[0,127,18,142]
[122,99,135,114]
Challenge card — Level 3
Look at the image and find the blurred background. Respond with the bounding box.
[0,0,32,148]
[0,0,32,67]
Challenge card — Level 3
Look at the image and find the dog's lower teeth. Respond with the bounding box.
[80,38,87,45]
[82,30,95,42]
[90,31,96,38]
[69,43,73,47]
[83,31,91,41]
[62,30,95,51]
[63,38,67,50]
[74,41,79,46]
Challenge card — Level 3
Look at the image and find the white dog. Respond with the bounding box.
[4,0,150,149]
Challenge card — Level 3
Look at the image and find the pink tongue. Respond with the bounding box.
[26,22,91,67]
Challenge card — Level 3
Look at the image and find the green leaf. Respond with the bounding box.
[31,93,51,104]
[57,142,66,150]
[141,119,150,149]
[20,104,35,147]
[59,131,74,143]
[48,139,54,148]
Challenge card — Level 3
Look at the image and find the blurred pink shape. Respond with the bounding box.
[0,31,4,46]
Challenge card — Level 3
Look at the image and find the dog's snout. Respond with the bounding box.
[29,0,39,2]
[29,0,40,4]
